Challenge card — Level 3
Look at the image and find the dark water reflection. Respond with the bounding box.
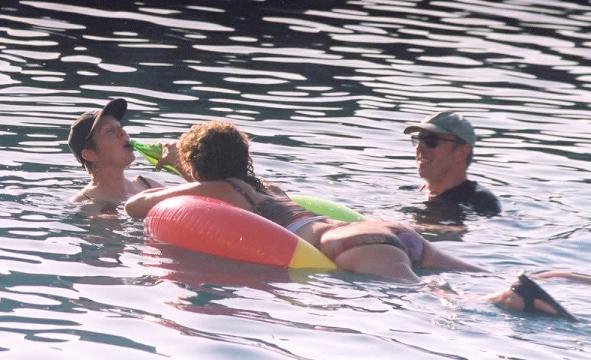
[0,0,590,359]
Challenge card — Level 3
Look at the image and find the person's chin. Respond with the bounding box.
[124,145,135,158]
[417,165,430,178]
[123,153,135,167]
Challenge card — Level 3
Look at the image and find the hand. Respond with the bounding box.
[155,141,179,172]
[531,271,591,284]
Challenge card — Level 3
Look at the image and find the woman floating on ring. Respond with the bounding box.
[125,120,582,320]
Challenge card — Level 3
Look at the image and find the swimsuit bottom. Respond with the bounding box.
[321,225,425,264]
[396,230,424,263]
[285,215,328,234]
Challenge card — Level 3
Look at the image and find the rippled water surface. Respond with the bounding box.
[0,0,590,359]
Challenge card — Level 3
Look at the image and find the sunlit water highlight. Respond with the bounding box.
[0,0,589,359]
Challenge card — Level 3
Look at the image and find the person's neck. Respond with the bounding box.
[423,173,467,198]
[88,166,131,201]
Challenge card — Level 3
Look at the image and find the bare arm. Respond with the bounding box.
[531,271,591,284]
[125,182,202,218]
[124,181,240,219]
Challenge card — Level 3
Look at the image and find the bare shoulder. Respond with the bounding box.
[264,182,288,196]
[191,179,261,208]
[69,189,93,203]
[191,180,236,193]
[144,180,228,198]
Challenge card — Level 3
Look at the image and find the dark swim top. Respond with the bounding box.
[82,175,153,200]
[408,180,500,227]
[224,179,317,228]
[434,179,501,215]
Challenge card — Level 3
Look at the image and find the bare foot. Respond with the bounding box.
[484,273,577,321]
[485,289,558,315]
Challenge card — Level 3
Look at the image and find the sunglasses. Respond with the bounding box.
[410,134,463,149]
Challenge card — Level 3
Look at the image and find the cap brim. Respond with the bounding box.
[88,98,128,136]
[403,123,450,135]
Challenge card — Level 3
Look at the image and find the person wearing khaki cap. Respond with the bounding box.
[403,111,501,216]
[68,98,161,215]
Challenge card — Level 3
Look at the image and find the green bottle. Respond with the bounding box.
[129,139,182,176]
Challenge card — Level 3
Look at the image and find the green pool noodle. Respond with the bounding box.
[289,195,365,222]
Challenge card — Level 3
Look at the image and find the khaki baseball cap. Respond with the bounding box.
[403,111,476,147]
[68,98,127,164]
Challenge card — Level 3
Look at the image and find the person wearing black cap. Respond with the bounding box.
[403,111,501,219]
[68,98,161,214]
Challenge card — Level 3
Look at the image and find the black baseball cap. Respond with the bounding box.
[68,98,127,165]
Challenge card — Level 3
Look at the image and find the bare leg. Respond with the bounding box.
[420,241,489,273]
[485,289,559,315]
[319,220,486,276]
[484,273,577,321]
[334,244,420,283]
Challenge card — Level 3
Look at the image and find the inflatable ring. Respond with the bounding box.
[145,195,337,270]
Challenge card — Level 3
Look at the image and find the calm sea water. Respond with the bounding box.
[0,0,589,358]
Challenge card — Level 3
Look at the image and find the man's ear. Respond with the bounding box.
[81,148,98,163]
[458,144,471,165]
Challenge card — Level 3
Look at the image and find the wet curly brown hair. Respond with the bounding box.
[178,120,265,192]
